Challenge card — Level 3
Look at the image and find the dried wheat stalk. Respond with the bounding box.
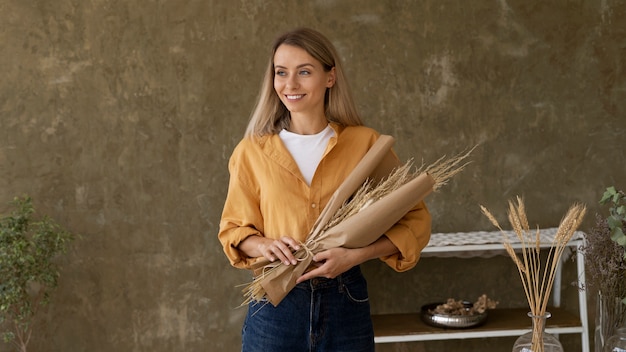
[480,197,586,352]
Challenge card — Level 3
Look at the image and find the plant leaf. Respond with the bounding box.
[600,186,617,204]
[610,227,626,246]
[608,215,623,229]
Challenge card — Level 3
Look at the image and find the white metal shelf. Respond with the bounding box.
[372,228,590,352]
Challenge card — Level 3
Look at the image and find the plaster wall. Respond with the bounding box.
[0,1,624,351]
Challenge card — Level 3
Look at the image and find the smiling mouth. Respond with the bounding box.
[285,94,304,100]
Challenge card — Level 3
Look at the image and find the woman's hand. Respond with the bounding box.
[259,236,301,265]
[296,247,356,283]
[295,235,399,284]
[238,235,301,265]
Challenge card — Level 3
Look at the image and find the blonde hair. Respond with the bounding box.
[245,28,363,138]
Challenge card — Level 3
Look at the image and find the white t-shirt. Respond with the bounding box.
[279,125,335,186]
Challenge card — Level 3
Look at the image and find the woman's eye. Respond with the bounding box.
[299,70,310,75]
[275,70,286,76]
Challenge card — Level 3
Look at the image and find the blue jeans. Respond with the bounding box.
[241,265,374,352]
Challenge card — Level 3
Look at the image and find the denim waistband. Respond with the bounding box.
[295,265,363,291]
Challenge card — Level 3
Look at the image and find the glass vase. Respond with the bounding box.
[595,292,626,352]
[512,312,564,352]
[604,327,626,352]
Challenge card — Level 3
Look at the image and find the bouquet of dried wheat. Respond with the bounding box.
[480,197,586,352]
[241,136,475,307]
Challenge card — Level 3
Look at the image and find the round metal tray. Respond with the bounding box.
[420,302,488,329]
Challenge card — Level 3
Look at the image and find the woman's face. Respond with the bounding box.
[273,44,335,120]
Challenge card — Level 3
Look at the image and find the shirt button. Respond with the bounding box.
[311,203,316,208]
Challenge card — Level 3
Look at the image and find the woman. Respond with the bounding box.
[218,27,431,352]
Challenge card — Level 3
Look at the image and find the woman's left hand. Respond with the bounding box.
[295,247,357,283]
[295,236,399,284]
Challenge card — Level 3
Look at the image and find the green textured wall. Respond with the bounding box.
[0,1,624,351]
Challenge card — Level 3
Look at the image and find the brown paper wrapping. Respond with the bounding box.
[250,134,397,274]
[247,135,443,307]
[259,174,435,306]
[306,135,398,240]
[313,173,435,250]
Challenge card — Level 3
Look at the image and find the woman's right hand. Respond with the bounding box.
[259,236,301,265]
[239,235,301,265]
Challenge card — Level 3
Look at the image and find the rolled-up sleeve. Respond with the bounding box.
[218,150,264,270]
[380,200,431,271]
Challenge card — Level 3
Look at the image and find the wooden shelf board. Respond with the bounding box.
[373,307,582,343]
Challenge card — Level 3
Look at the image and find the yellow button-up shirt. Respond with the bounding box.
[218,123,431,272]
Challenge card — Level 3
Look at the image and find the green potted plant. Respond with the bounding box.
[0,196,75,352]
[580,186,626,352]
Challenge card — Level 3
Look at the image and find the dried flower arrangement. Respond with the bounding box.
[481,197,586,352]
[241,136,475,307]
[579,187,626,349]
[580,187,626,305]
